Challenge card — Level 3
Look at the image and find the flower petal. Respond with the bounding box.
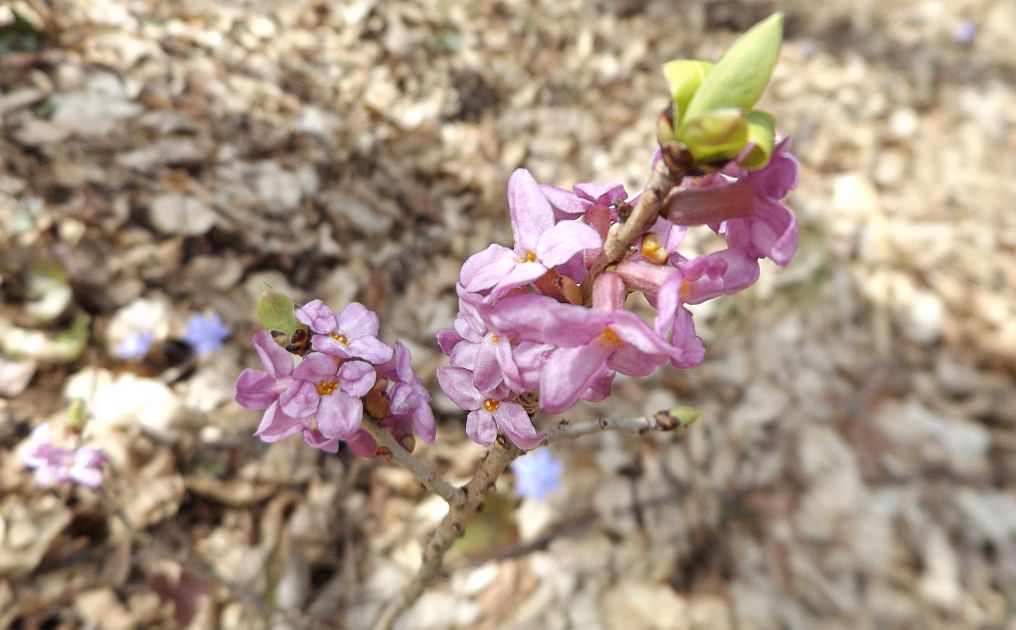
[460,244,519,293]
[336,302,380,339]
[466,410,497,446]
[508,168,555,252]
[348,336,394,364]
[255,401,306,442]
[436,366,484,411]
[539,343,612,414]
[292,352,339,382]
[493,402,544,449]
[252,330,294,378]
[472,334,503,393]
[487,262,548,301]
[316,391,363,439]
[295,299,337,334]
[338,360,376,398]
[235,368,282,410]
[536,220,602,268]
[344,428,378,458]
[280,380,320,418]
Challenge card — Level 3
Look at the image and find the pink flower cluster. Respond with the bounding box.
[22,424,107,488]
[438,141,799,449]
[236,301,434,457]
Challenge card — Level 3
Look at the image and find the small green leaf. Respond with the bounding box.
[256,283,298,336]
[662,59,714,123]
[670,406,702,427]
[739,110,776,170]
[676,109,748,164]
[683,12,783,121]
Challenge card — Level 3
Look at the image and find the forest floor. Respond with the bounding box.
[1,0,1014,628]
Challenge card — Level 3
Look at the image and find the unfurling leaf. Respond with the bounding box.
[257,283,298,337]
[662,59,714,123]
[676,109,748,164]
[740,110,776,170]
[682,12,783,121]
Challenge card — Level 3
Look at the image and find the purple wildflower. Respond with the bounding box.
[511,448,563,500]
[184,312,231,356]
[665,138,799,266]
[279,354,376,440]
[378,341,436,444]
[459,169,602,301]
[22,424,106,488]
[436,366,544,449]
[297,300,394,365]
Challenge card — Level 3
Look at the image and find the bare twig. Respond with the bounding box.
[372,437,523,630]
[362,418,467,508]
[543,413,691,442]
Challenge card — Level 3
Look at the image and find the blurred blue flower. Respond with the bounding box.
[116,330,154,359]
[184,313,230,356]
[953,21,977,44]
[511,448,563,501]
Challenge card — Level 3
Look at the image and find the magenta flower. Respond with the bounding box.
[236,330,311,445]
[530,274,684,413]
[378,341,436,444]
[665,138,799,266]
[436,366,544,449]
[296,300,394,365]
[459,169,602,301]
[279,353,376,440]
[22,424,107,488]
[440,288,550,394]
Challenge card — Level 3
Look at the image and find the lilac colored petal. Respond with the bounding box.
[532,304,612,347]
[536,220,602,267]
[450,340,481,370]
[345,429,378,458]
[616,260,673,296]
[70,463,103,487]
[493,402,544,449]
[655,272,684,337]
[488,261,547,301]
[184,313,230,356]
[580,368,615,403]
[472,334,503,393]
[540,343,612,414]
[295,300,337,334]
[280,380,320,418]
[665,177,756,226]
[252,330,295,379]
[752,138,798,199]
[337,302,380,339]
[494,335,524,392]
[292,352,339,382]
[302,429,340,453]
[680,250,760,304]
[667,307,706,368]
[348,336,394,364]
[725,199,798,266]
[391,342,412,381]
[316,391,363,439]
[338,360,377,397]
[466,410,497,446]
[508,168,555,253]
[539,184,589,217]
[509,342,549,392]
[311,334,354,358]
[235,369,283,410]
[255,402,306,442]
[574,181,627,204]
[460,244,518,293]
[412,404,436,443]
[436,366,484,411]
[436,328,461,355]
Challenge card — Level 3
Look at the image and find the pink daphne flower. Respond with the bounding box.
[525,273,700,413]
[436,366,544,449]
[236,330,374,452]
[296,300,394,364]
[379,341,436,444]
[665,138,799,266]
[459,168,602,301]
[22,424,106,488]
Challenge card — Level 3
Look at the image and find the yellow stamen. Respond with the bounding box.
[600,325,624,348]
[641,233,669,265]
[483,399,500,413]
[331,332,350,345]
[491,334,500,344]
[516,251,538,263]
[316,380,339,396]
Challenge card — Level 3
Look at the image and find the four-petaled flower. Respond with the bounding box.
[297,300,394,364]
[22,424,107,488]
[436,366,544,449]
[459,169,602,302]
